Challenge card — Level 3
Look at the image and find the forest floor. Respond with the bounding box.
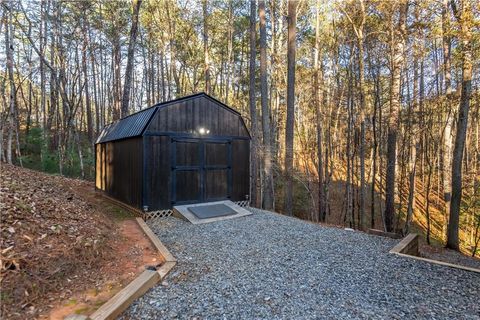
[287,163,480,258]
[0,164,160,320]
[418,240,480,270]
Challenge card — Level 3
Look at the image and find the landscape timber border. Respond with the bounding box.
[88,218,177,320]
[389,233,480,274]
[367,228,402,239]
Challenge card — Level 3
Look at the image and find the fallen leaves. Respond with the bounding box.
[0,164,118,319]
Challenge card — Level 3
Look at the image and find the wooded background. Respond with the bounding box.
[1,0,479,255]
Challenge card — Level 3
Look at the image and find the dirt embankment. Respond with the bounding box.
[0,164,159,319]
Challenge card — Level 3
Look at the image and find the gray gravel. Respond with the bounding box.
[122,208,480,319]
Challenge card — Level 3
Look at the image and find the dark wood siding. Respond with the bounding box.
[231,139,250,201]
[103,138,143,208]
[96,93,250,210]
[145,95,249,137]
[205,170,228,200]
[144,136,171,210]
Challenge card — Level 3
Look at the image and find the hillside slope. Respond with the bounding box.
[0,164,156,319]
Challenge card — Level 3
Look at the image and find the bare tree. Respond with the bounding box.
[203,0,211,94]
[259,0,274,210]
[82,11,93,143]
[4,8,16,164]
[342,0,367,229]
[121,0,143,118]
[442,0,453,237]
[284,0,297,216]
[249,0,259,207]
[384,0,408,232]
[447,0,473,250]
[314,0,325,222]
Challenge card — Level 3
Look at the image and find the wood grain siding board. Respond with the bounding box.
[205,143,228,165]
[186,99,194,133]
[238,116,251,137]
[144,95,249,138]
[96,144,104,190]
[198,97,207,132]
[145,136,170,210]
[210,99,219,134]
[102,144,106,190]
[231,139,250,201]
[166,103,174,131]
[176,171,201,202]
[205,169,228,199]
[105,138,143,208]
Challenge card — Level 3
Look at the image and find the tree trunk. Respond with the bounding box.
[82,16,93,143]
[343,0,367,229]
[404,142,418,235]
[259,0,274,210]
[384,1,408,232]
[89,27,100,135]
[314,0,325,222]
[5,11,16,164]
[284,0,297,216]
[224,1,234,104]
[442,0,453,238]
[112,34,122,120]
[121,0,142,118]
[160,49,166,102]
[249,0,259,208]
[447,0,473,250]
[203,0,211,94]
[40,0,47,133]
[356,13,366,231]
[426,156,433,244]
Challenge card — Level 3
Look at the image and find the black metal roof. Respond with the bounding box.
[95,92,247,144]
[95,107,156,143]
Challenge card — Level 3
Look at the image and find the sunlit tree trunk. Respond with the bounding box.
[384,1,408,232]
[343,0,366,229]
[203,0,211,94]
[447,0,473,250]
[284,0,297,216]
[442,0,453,239]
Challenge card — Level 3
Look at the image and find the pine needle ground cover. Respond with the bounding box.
[0,164,157,319]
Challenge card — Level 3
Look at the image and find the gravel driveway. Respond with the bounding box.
[122,208,480,319]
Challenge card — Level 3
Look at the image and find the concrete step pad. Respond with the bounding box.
[173,200,252,224]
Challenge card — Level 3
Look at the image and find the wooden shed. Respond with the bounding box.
[95,93,250,212]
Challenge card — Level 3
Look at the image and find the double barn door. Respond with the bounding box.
[171,138,231,205]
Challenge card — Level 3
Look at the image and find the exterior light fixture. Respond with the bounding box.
[143,205,149,212]
[198,127,210,135]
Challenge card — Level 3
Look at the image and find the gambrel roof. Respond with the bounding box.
[95,93,249,144]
